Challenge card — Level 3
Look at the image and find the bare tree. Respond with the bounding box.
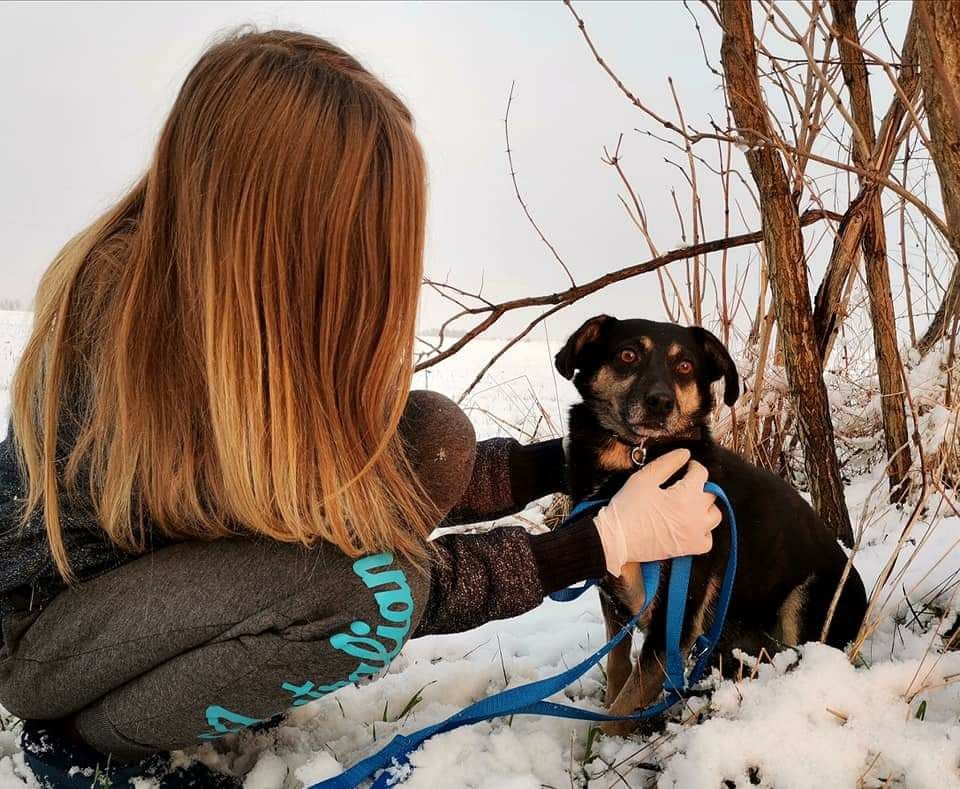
[827,0,912,501]
[916,0,960,353]
[812,9,921,362]
[720,0,853,545]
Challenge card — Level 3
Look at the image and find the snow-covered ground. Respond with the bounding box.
[1,311,959,788]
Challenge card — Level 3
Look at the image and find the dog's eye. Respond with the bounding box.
[676,360,694,375]
[619,349,638,364]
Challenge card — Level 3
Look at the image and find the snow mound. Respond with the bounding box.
[662,643,960,788]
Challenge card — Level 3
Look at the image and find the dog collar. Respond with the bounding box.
[608,433,649,467]
[613,430,706,468]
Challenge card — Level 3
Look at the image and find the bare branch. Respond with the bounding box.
[503,82,576,287]
[415,209,841,372]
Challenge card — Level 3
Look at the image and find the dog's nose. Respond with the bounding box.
[644,389,675,417]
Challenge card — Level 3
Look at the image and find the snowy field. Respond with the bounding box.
[0,310,959,788]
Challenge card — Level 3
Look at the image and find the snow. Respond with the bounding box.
[244,752,292,789]
[0,312,958,788]
[661,644,960,788]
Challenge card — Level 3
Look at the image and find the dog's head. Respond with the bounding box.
[555,315,739,442]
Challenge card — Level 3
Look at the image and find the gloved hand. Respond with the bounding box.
[594,449,722,577]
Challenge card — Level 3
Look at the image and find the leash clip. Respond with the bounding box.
[630,443,647,467]
[692,634,712,661]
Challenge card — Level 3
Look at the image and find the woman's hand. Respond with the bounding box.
[594,449,722,577]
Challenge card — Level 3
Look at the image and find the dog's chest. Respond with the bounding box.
[596,440,634,474]
[568,439,635,502]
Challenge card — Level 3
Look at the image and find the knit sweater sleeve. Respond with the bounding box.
[412,513,606,637]
[444,437,566,525]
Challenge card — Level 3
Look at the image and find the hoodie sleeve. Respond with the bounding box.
[412,511,605,637]
[443,437,566,525]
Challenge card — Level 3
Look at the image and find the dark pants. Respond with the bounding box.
[0,392,476,761]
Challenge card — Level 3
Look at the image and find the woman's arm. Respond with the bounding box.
[414,449,722,637]
[413,512,604,637]
[443,437,566,526]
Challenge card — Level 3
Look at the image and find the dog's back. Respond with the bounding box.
[688,442,867,651]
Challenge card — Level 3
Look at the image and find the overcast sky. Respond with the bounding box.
[0,1,912,340]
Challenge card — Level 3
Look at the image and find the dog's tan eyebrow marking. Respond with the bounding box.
[640,336,654,351]
[667,342,683,359]
[592,367,634,395]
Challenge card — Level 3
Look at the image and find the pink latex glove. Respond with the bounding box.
[594,449,722,577]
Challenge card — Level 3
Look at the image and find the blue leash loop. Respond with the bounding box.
[311,482,737,789]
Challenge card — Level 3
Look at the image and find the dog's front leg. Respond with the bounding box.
[601,562,653,719]
[600,594,632,706]
[601,644,666,737]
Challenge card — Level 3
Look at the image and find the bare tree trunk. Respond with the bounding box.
[830,0,911,502]
[813,203,867,356]
[720,0,854,546]
[917,0,960,354]
[813,9,920,359]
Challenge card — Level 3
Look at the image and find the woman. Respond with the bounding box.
[0,30,720,788]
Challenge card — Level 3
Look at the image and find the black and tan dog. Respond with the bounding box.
[555,315,867,735]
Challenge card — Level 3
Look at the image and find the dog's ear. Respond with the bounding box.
[555,315,616,380]
[689,326,740,406]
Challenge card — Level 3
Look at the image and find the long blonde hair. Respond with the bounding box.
[11,29,434,582]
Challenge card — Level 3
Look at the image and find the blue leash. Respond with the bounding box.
[311,482,737,789]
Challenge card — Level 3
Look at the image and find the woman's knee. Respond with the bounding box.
[399,390,476,518]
